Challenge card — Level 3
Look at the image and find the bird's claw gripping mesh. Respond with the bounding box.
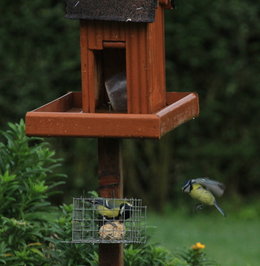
[72,197,147,244]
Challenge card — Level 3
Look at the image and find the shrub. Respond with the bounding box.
[0,120,65,264]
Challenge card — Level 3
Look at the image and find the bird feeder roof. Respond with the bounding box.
[65,0,157,23]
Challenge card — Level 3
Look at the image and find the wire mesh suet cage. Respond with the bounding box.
[72,197,147,244]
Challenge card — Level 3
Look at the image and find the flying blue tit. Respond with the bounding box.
[87,198,133,220]
[182,178,225,216]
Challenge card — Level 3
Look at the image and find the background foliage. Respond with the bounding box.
[0,0,259,209]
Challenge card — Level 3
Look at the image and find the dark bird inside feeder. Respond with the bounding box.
[105,72,127,112]
[87,198,133,220]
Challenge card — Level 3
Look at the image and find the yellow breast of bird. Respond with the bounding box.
[96,205,120,218]
[190,184,215,206]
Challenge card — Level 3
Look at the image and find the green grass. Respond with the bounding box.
[147,207,260,266]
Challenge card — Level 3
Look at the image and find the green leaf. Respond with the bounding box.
[30,248,44,257]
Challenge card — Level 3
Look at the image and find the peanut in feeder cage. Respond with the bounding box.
[72,197,147,244]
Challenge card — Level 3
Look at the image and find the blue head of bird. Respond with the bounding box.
[182,180,192,193]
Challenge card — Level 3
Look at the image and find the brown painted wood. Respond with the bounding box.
[165,91,191,104]
[147,6,166,113]
[158,93,199,135]
[28,92,81,112]
[25,92,199,138]
[103,41,126,48]
[26,111,160,138]
[80,20,90,113]
[98,139,123,198]
[79,4,168,115]
[98,138,123,266]
[126,23,149,114]
[159,0,174,9]
[99,244,123,266]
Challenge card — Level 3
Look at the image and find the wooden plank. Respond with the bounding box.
[72,91,83,108]
[103,41,126,48]
[146,6,166,113]
[87,49,96,112]
[126,24,141,114]
[98,138,123,199]
[103,22,126,42]
[29,92,82,112]
[99,244,123,266]
[26,112,160,138]
[157,93,199,135]
[98,138,123,266]
[29,92,73,112]
[80,21,90,112]
[165,91,191,104]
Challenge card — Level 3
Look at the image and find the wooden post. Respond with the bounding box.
[98,138,124,266]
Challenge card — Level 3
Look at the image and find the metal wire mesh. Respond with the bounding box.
[72,197,146,244]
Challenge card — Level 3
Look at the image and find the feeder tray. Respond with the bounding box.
[25,91,199,138]
[72,198,146,244]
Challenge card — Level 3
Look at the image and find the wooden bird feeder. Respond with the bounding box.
[25,1,199,265]
[25,0,199,138]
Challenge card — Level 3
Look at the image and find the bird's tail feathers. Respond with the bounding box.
[214,202,226,217]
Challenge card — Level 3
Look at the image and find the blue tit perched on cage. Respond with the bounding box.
[182,178,225,216]
[87,198,133,220]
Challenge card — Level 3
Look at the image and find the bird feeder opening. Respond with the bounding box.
[94,47,127,113]
[72,197,146,244]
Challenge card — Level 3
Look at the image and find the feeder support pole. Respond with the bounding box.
[98,138,124,266]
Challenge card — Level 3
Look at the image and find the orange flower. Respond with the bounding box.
[191,242,206,250]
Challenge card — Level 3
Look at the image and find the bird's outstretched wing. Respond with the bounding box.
[86,198,130,209]
[193,178,225,197]
[87,198,111,209]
